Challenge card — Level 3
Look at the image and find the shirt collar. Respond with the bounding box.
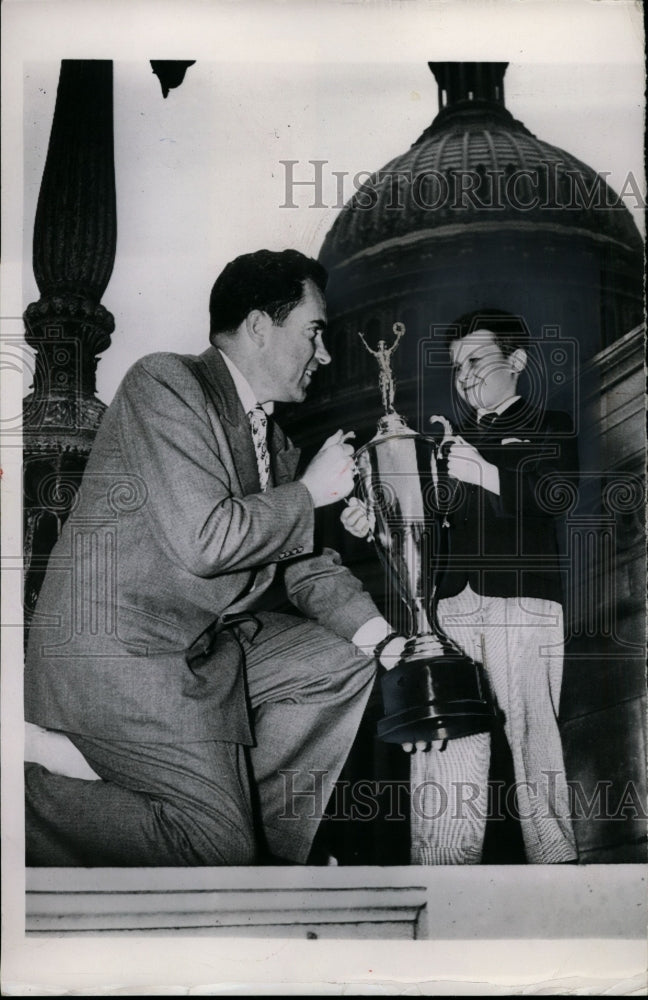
[477,394,521,423]
[218,349,274,415]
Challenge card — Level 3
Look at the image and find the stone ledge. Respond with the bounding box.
[26,867,427,939]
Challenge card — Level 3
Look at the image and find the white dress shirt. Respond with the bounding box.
[218,348,274,416]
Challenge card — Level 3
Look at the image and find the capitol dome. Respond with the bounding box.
[320,62,642,269]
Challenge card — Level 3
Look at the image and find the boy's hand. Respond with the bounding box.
[340,496,375,538]
[447,436,500,495]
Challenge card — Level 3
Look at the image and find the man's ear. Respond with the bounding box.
[245,309,272,346]
[509,347,527,375]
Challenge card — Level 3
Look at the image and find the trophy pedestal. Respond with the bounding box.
[377,649,496,745]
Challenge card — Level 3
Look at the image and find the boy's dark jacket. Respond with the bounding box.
[438,397,579,604]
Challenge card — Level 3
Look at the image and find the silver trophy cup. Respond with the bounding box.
[354,324,496,745]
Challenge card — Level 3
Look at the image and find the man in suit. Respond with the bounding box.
[24,248,404,866]
[344,310,579,864]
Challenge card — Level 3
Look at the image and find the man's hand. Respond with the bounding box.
[407,634,445,659]
[300,430,356,508]
[402,738,448,753]
[340,496,375,539]
[446,435,500,495]
[376,633,407,668]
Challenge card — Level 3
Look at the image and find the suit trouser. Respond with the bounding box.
[410,585,578,864]
[25,612,376,866]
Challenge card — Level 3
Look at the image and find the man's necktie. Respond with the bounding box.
[247,404,270,491]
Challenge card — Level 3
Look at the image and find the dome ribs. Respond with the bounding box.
[319,62,642,267]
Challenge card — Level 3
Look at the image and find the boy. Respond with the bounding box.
[343,310,578,864]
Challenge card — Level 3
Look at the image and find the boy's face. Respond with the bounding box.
[450,328,521,413]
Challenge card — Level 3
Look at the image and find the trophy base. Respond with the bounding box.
[377,652,497,745]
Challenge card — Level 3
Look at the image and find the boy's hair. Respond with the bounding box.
[209,249,327,340]
[444,309,531,357]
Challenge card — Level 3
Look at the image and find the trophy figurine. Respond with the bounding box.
[354,322,496,746]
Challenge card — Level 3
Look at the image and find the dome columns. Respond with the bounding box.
[429,61,508,109]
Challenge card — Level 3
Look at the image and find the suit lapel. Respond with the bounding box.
[195,347,260,496]
[226,419,261,497]
[195,347,302,493]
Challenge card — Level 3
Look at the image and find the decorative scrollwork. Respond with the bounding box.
[535,474,579,514]
[422,478,466,515]
[107,475,149,514]
[603,475,645,515]
[36,473,82,513]
[361,478,397,511]
[24,296,115,348]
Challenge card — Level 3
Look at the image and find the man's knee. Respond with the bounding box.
[158,801,257,866]
[25,762,258,867]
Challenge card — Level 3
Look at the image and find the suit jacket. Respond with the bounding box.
[437,398,579,604]
[24,347,379,744]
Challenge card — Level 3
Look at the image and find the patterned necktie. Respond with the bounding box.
[247,405,270,491]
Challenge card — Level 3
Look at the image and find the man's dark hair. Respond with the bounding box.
[444,309,531,357]
[209,249,328,340]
